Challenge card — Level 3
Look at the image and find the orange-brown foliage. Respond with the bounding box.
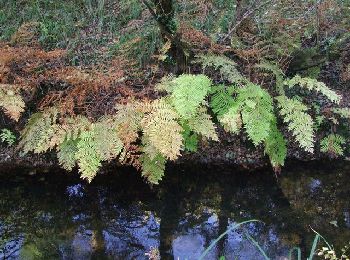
[0,43,65,87]
[0,43,158,120]
[180,25,228,54]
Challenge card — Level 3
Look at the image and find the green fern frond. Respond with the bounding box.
[0,129,16,146]
[285,75,341,104]
[276,96,314,153]
[155,74,176,93]
[264,121,287,168]
[141,99,183,160]
[60,116,91,141]
[333,107,350,119]
[210,85,236,116]
[94,118,124,161]
[140,152,166,184]
[57,139,78,171]
[0,84,25,121]
[19,108,59,154]
[141,135,160,160]
[182,124,198,152]
[49,115,91,148]
[187,107,218,141]
[170,74,212,119]
[195,54,246,84]
[75,129,102,182]
[218,104,242,134]
[320,134,346,156]
[254,61,285,95]
[238,84,275,146]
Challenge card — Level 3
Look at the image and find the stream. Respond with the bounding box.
[0,161,350,259]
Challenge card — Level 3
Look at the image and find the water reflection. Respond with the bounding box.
[0,162,349,259]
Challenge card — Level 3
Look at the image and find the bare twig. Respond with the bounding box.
[221,0,273,43]
[140,0,158,20]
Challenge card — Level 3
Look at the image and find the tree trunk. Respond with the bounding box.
[144,0,186,73]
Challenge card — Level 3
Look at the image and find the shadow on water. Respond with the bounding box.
[0,161,349,259]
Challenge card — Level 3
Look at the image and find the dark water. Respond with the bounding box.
[0,161,350,260]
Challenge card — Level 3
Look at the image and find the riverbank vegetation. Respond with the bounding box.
[1,0,350,183]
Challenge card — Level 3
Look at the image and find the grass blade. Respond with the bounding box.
[199,219,262,260]
[289,247,301,260]
[308,234,320,260]
[244,231,270,260]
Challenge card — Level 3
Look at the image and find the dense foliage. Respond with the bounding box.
[1,0,350,183]
[14,70,350,183]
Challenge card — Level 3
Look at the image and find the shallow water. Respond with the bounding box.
[0,161,350,259]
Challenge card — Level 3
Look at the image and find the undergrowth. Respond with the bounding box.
[1,1,350,183]
[15,56,350,183]
[198,220,350,260]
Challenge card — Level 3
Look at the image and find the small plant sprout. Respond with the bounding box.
[0,129,16,146]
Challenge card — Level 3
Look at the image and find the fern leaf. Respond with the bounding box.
[0,129,16,146]
[170,74,212,119]
[276,96,314,153]
[48,115,91,148]
[210,85,236,116]
[75,130,102,182]
[187,107,218,141]
[57,139,78,171]
[264,121,287,168]
[333,107,350,119]
[115,101,145,146]
[19,108,59,153]
[320,134,346,156]
[140,152,166,184]
[254,61,285,95]
[141,136,160,160]
[183,132,198,152]
[141,99,183,160]
[61,116,91,141]
[210,85,242,134]
[0,84,25,121]
[155,74,176,93]
[195,54,246,84]
[238,84,275,146]
[218,104,242,134]
[94,118,124,161]
[285,75,341,104]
